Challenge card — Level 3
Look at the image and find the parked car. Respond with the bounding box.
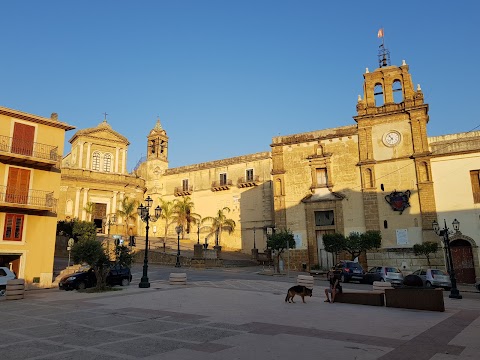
[333,260,364,283]
[363,266,404,286]
[59,264,132,291]
[411,268,451,290]
[0,267,17,296]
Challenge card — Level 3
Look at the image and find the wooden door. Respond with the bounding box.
[450,240,476,284]
[6,167,30,204]
[12,122,35,156]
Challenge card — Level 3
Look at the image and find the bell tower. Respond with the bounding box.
[353,59,437,245]
[147,118,168,162]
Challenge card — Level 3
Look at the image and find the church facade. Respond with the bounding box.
[58,60,480,283]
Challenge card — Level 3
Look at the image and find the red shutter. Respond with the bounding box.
[471,170,480,204]
[12,122,35,156]
[6,167,30,204]
[3,214,24,241]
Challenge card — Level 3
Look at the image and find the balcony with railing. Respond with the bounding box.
[0,186,57,213]
[237,175,260,188]
[174,185,193,196]
[211,179,233,192]
[0,135,60,168]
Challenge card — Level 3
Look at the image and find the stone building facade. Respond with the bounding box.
[59,119,145,237]
[56,60,480,283]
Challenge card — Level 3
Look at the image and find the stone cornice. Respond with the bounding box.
[164,151,271,175]
[271,125,358,147]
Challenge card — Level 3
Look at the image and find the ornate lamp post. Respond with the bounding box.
[432,218,462,299]
[137,196,162,288]
[103,214,117,256]
[175,225,183,267]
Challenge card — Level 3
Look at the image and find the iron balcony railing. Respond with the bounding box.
[0,185,57,211]
[174,185,193,195]
[237,175,260,184]
[211,179,233,188]
[0,135,59,162]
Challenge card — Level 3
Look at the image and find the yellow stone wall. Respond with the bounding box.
[0,107,74,288]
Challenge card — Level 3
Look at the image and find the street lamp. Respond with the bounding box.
[103,214,117,256]
[253,226,256,249]
[175,225,183,267]
[137,196,162,288]
[432,218,462,299]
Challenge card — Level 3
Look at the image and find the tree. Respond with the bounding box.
[322,230,382,261]
[158,198,177,250]
[56,219,76,238]
[72,221,97,242]
[71,238,110,290]
[413,241,439,267]
[114,244,134,268]
[116,196,138,236]
[266,229,295,273]
[202,207,236,247]
[172,196,198,238]
[83,202,95,222]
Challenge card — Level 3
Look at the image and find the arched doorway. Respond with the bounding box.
[450,239,476,284]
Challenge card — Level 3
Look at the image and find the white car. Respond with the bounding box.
[0,267,17,296]
[411,268,452,290]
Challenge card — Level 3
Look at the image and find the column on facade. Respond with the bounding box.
[82,188,89,221]
[118,192,125,224]
[112,191,118,215]
[114,147,119,173]
[78,142,84,169]
[74,187,82,218]
[122,149,127,174]
[85,142,91,169]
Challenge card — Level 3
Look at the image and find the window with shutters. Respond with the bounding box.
[220,173,227,186]
[3,214,24,241]
[316,168,328,187]
[470,170,480,203]
[246,169,254,182]
[103,153,112,172]
[6,167,30,204]
[12,122,35,156]
[92,152,101,171]
[182,179,189,191]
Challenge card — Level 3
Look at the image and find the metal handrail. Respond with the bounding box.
[211,179,233,187]
[238,175,260,183]
[174,185,193,193]
[0,135,59,162]
[0,185,57,210]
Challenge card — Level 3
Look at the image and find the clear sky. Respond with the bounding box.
[1,1,479,171]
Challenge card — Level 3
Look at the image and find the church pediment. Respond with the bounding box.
[69,121,129,145]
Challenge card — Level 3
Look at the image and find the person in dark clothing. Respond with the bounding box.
[324,270,342,303]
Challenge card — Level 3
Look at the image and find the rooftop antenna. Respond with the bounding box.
[377,27,390,68]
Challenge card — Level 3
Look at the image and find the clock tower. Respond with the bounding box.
[353,60,437,246]
[144,118,169,197]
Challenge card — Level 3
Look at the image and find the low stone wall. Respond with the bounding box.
[366,248,445,273]
[281,249,309,272]
[134,250,223,267]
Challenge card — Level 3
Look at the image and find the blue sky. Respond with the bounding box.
[1,1,479,171]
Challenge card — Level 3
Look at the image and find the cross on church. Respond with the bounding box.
[103,112,108,121]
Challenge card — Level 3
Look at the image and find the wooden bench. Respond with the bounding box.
[334,291,385,306]
[297,275,314,289]
[384,288,445,312]
[169,273,187,285]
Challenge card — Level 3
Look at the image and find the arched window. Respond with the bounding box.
[275,178,283,196]
[392,79,403,103]
[103,153,112,172]
[365,168,373,188]
[419,162,429,182]
[65,199,73,215]
[374,84,384,106]
[92,152,101,171]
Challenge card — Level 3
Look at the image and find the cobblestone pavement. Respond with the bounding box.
[1,277,480,360]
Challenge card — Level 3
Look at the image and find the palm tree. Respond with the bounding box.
[83,202,95,222]
[158,198,177,251]
[202,207,236,247]
[172,196,199,238]
[116,196,138,236]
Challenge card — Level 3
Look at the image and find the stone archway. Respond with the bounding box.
[450,239,476,284]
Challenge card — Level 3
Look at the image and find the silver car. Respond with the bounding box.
[411,268,452,290]
[363,266,404,285]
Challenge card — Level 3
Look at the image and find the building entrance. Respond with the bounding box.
[450,239,476,284]
[0,254,21,277]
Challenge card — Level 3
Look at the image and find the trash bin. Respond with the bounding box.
[302,263,307,271]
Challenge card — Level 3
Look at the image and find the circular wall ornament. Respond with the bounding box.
[383,131,401,146]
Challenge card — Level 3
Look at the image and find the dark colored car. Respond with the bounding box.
[59,264,132,290]
[333,260,364,283]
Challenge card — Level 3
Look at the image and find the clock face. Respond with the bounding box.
[383,131,401,146]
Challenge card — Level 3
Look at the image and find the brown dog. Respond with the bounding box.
[285,285,312,303]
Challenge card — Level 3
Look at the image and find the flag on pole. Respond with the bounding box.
[377,28,384,38]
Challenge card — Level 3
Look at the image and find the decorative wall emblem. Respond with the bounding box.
[385,190,411,214]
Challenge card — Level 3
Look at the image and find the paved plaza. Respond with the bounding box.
[1,276,479,360]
